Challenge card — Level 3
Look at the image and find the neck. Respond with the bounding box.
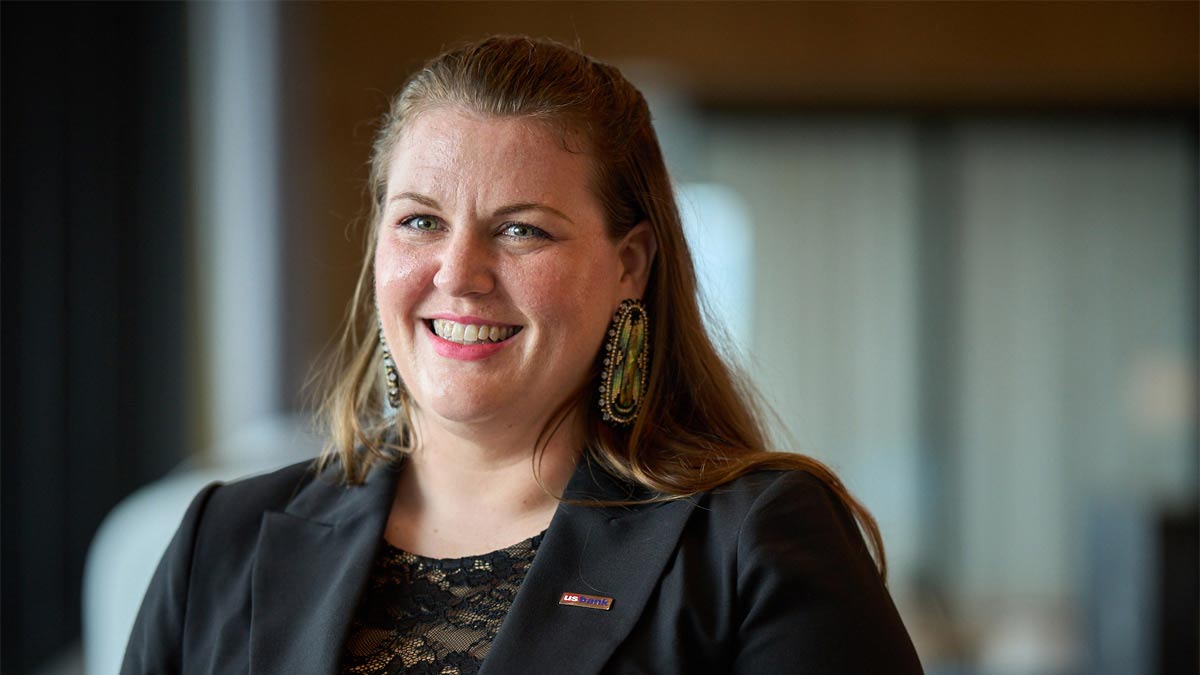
[385,405,583,557]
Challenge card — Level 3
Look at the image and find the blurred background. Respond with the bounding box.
[3,2,1196,674]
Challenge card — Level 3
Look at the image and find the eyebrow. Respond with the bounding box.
[389,192,575,225]
[391,192,441,209]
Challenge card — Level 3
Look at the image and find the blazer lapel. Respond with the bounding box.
[481,457,698,675]
[249,461,399,674]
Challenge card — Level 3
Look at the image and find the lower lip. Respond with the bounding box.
[428,327,517,361]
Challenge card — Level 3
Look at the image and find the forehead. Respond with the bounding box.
[385,108,596,210]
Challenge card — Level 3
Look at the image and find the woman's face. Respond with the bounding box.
[375,108,651,435]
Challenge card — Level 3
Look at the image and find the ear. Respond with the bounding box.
[616,220,658,298]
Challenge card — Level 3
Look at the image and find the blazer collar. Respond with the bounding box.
[250,459,399,674]
[249,454,697,675]
[481,455,698,675]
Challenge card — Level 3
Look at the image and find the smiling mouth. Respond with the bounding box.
[428,319,523,345]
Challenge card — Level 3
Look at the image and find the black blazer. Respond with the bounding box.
[122,454,923,674]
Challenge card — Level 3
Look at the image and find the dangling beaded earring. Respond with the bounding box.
[378,320,401,409]
[598,298,650,427]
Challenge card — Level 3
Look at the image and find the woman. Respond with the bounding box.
[123,36,922,674]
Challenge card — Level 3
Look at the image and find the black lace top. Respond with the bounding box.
[339,532,544,675]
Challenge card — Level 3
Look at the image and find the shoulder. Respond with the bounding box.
[121,459,336,671]
[198,459,323,520]
[185,460,314,531]
[692,469,864,553]
[173,460,320,566]
[643,468,883,611]
[191,453,406,541]
[697,470,923,673]
[711,469,879,593]
[606,469,922,672]
[674,469,877,588]
[703,469,838,514]
[604,469,861,558]
[721,469,869,555]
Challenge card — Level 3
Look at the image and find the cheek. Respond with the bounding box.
[374,238,428,306]
[516,246,621,337]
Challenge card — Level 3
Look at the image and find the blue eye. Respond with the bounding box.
[401,215,440,231]
[503,223,548,239]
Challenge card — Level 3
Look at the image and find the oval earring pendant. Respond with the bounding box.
[378,322,401,410]
[599,299,650,427]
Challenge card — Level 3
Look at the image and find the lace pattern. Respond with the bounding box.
[339,533,543,675]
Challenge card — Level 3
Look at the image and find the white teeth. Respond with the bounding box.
[431,319,519,344]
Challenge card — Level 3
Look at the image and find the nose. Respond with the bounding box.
[432,229,495,296]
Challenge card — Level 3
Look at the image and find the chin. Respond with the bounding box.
[413,394,509,429]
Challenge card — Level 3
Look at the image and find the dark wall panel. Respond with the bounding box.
[1,4,190,672]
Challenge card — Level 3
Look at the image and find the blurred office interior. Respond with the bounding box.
[3,2,1196,674]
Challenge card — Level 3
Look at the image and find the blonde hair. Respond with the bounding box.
[314,36,888,579]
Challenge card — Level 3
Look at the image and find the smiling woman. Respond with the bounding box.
[121,36,923,674]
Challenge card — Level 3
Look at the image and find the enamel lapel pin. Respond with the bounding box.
[559,592,614,611]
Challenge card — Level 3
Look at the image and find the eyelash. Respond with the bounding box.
[397,215,551,241]
[398,215,442,232]
[500,223,551,240]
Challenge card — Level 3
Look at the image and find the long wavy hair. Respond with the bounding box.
[314,36,889,579]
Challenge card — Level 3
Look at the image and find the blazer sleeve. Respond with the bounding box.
[733,472,924,674]
[120,482,221,675]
